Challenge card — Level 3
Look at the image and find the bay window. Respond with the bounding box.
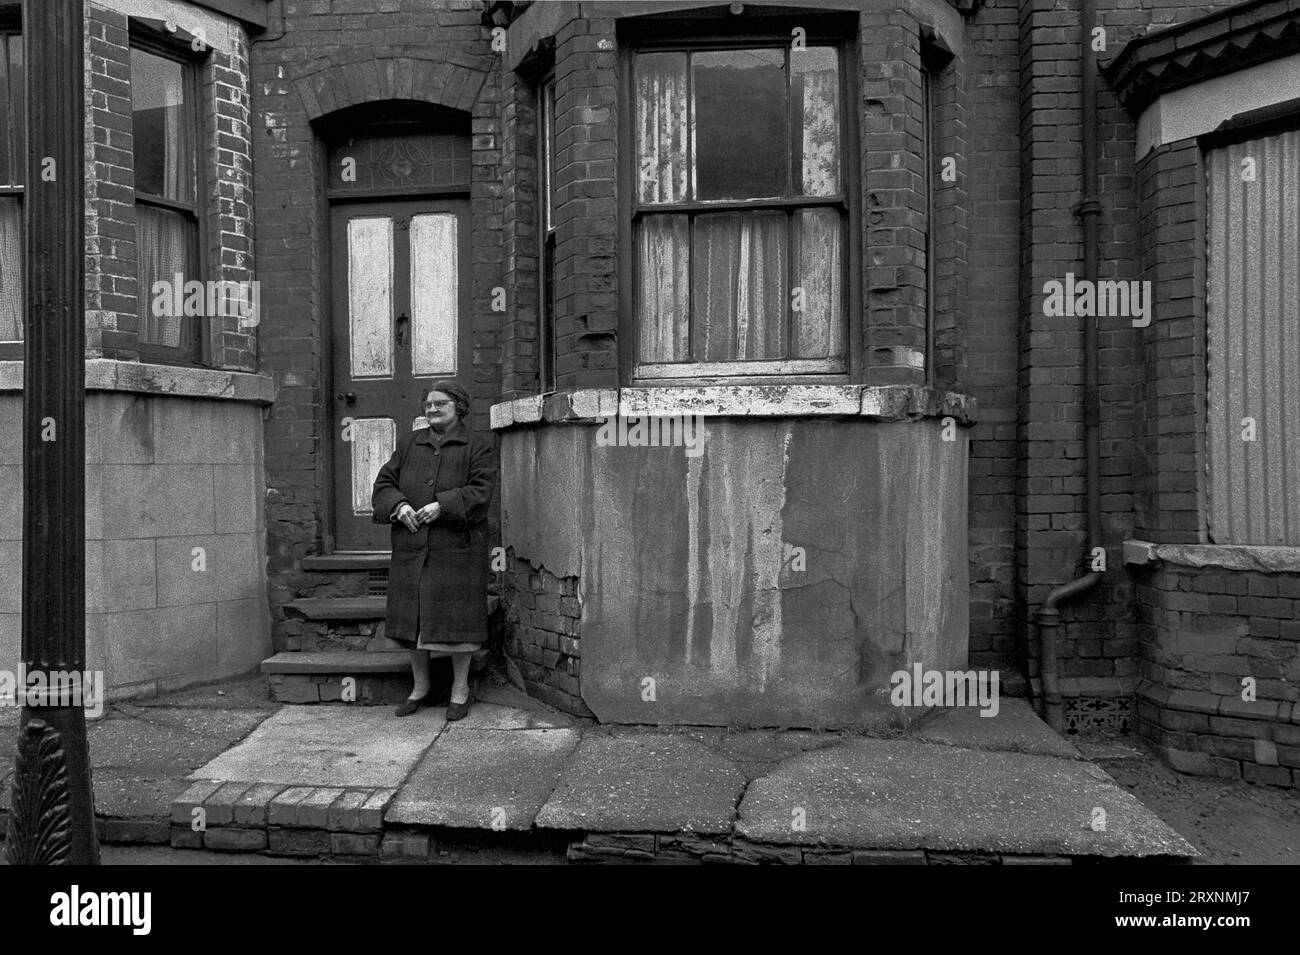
[632,41,848,378]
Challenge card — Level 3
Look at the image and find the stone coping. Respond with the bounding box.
[490,385,977,431]
[0,359,276,404]
[1124,539,1300,573]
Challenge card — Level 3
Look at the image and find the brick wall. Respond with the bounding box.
[1136,566,1300,787]
[551,16,618,391]
[502,552,591,717]
[859,9,929,384]
[1009,0,1244,705]
[499,61,542,399]
[1135,139,1202,542]
[964,1,1020,679]
[929,27,970,394]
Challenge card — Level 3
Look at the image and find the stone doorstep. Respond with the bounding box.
[285,595,501,621]
[267,673,416,705]
[263,650,494,704]
[262,651,411,675]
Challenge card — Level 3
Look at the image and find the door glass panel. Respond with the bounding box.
[347,216,394,378]
[409,212,457,377]
[351,417,396,515]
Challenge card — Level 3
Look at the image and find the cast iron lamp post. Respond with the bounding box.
[5,0,100,866]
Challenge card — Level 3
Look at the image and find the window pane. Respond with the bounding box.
[635,52,689,205]
[692,211,787,361]
[0,35,24,187]
[541,79,555,230]
[0,197,21,342]
[327,132,471,193]
[693,49,786,201]
[137,204,197,350]
[130,48,194,203]
[638,214,691,363]
[793,47,840,196]
[792,208,843,358]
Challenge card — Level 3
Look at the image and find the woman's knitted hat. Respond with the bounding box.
[427,380,471,418]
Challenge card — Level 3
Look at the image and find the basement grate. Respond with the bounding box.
[368,569,388,597]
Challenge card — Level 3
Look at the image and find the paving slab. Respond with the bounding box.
[386,727,581,830]
[449,699,577,731]
[736,737,1198,859]
[91,709,272,821]
[2,707,268,823]
[534,729,746,835]
[191,706,444,789]
[909,698,1083,760]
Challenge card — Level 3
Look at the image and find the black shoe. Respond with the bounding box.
[445,695,471,722]
[395,695,427,717]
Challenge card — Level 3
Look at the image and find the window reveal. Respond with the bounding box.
[539,76,557,391]
[633,45,846,377]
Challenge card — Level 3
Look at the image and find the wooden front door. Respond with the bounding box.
[329,198,471,551]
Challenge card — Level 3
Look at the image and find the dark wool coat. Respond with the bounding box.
[371,419,497,647]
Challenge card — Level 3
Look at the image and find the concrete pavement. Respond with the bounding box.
[0,678,1199,863]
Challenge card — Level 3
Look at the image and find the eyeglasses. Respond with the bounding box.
[426,400,454,409]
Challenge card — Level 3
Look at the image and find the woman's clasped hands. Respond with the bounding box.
[394,501,441,533]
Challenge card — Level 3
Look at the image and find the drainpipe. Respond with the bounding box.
[1036,0,1104,733]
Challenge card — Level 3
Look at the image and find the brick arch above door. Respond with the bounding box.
[294,58,489,123]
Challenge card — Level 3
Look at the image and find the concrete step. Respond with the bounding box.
[261,650,414,705]
[262,649,491,705]
[301,553,390,571]
[286,597,387,620]
[286,595,502,621]
[262,650,410,674]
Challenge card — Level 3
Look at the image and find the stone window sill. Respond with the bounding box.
[1124,539,1300,573]
[0,359,276,404]
[490,385,977,430]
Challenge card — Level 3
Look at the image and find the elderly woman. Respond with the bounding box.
[372,381,497,720]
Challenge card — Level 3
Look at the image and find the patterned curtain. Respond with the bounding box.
[137,204,192,349]
[638,215,690,362]
[635,52,689,205]
[794,49,841,197]
[693,211,787,361]
[0,198,20,342]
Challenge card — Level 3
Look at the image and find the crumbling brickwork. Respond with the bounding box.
[502,551,590,718]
